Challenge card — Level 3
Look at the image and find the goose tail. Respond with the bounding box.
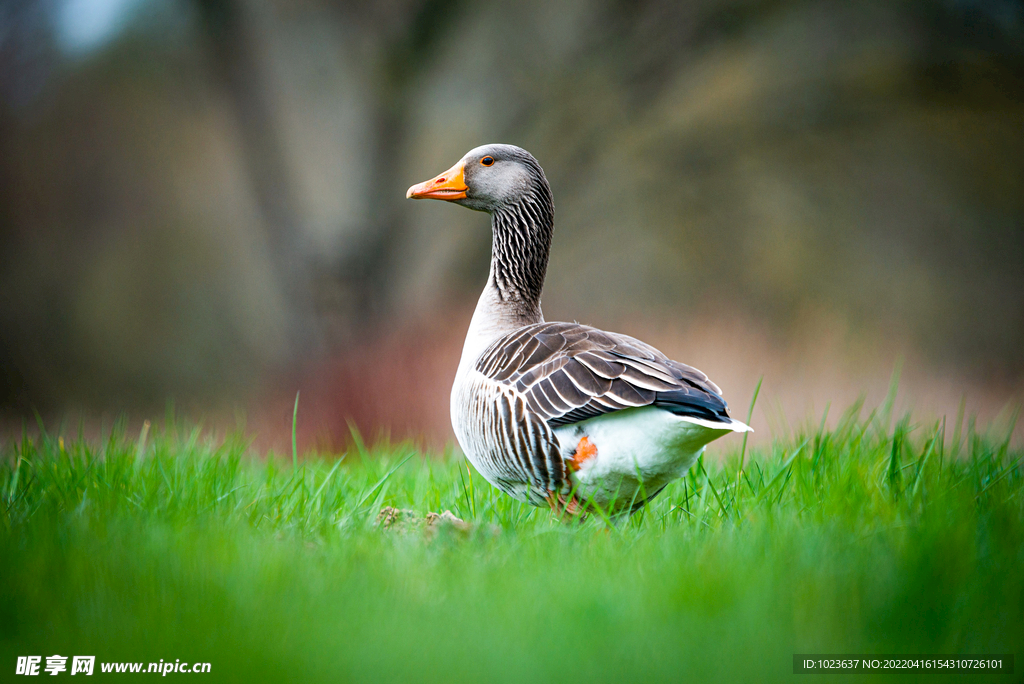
[677,415,753,433]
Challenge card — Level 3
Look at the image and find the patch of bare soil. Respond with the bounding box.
[376,506,497,539]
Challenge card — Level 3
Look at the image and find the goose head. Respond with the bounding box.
[406,144,550,213]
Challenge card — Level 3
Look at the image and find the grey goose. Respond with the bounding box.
[407,144,750,516]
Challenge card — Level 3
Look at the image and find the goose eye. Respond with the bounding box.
[480,156,494,166]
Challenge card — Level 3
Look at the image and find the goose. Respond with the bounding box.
[407,144,750,516]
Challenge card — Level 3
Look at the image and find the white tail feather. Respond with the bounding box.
[677,415,753,432]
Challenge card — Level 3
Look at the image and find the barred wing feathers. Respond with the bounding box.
[475,322,733,429]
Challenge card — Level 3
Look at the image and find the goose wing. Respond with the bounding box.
[475,322,733,429]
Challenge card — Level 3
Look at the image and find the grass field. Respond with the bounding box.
[2,399,1022,683]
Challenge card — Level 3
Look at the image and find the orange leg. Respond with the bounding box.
[547,490,586,519]
[569,436,598,471]
[545,437,598,520]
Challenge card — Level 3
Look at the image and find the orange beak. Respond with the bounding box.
[406,161,468,200]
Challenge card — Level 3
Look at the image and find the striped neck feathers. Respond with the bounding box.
[488,182,554,320]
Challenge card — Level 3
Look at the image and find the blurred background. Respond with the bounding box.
[1,0,1022,450]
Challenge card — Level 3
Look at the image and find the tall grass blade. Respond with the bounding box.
[354,453,413,512]
[755,440,806,505]
[735,376,762,494]
[877,361,902,437]
[291,391,300,471]
[134,420,151,469]
[699,459,728,517]
[952,395,966,459]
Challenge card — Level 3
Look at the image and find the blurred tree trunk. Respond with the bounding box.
[0,94,28,408]
[194,0,462,341]
[329,0,463,327]
[0,0,55,410]
[192,0,311,351]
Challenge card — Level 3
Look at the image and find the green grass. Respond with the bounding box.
[1,403,1022,683]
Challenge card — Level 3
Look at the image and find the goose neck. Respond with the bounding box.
[458,194,554,374]
[488,193,553,313]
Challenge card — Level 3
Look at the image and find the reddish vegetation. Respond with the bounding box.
[4,306,1018,458]
[251,307,1022,458]
[254,315,465,455]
